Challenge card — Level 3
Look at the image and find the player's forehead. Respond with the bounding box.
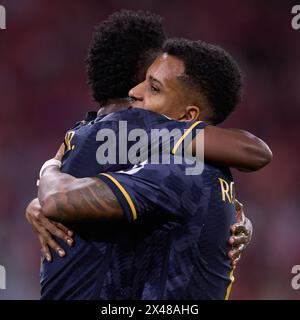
[146,53,185,83]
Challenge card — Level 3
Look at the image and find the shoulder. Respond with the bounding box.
[98,108,171,126]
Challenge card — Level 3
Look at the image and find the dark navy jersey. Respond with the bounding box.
[98,161,236,300]
[61,108,203,177]
[40,108,236,300]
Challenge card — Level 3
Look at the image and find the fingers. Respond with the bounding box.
[228,232,249,268]
[228,247,239,261]
[53,222,74,237]
[43,233,66,258]
[33,219,66,258]
[228,244,244,267]
[38,235,52,262]
[38,215,74,247]
[26,198,75,260]
[30,215,68,258]
[230,222,249,235]
[229,199,252,269]
[231,255,241,268]
[234,202,246,224]
[228,233,249,246]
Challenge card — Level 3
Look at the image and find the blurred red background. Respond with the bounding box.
[0,0,299,299]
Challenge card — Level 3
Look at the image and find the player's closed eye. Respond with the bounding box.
[149,84,160,94]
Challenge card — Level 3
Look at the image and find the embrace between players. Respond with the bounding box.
[25,10,272,299]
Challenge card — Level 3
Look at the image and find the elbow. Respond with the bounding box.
[252,139,273,171]
[240,138,273,172]
[247,151,272,172]
[260,145,273,168]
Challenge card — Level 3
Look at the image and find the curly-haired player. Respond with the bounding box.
[86,10,166,106]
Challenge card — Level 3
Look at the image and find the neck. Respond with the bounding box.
[197,114,212,125]
[97,98,132,116]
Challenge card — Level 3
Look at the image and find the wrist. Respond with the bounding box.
[39,158,61,179]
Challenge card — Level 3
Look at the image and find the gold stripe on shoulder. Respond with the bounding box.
[171,121,203,155]
[100,173,137,221]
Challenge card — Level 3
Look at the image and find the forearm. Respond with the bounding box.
[189,125,273,171]
[38,166,123,223]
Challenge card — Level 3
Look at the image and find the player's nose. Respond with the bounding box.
[128,82,144,103]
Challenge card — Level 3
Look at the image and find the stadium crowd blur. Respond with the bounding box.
[0,0,299,299]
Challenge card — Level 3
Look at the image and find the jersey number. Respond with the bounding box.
[65,131,75,151]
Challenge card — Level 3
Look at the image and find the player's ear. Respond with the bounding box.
[178,106,200,122]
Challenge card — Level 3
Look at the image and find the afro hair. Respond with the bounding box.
[86,10,166,105]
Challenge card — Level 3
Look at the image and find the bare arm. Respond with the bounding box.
[189,125,273,171]
[38,166,123,223]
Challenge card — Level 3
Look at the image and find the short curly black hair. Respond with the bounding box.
[163,38,242,124]
[86,10,166,105]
